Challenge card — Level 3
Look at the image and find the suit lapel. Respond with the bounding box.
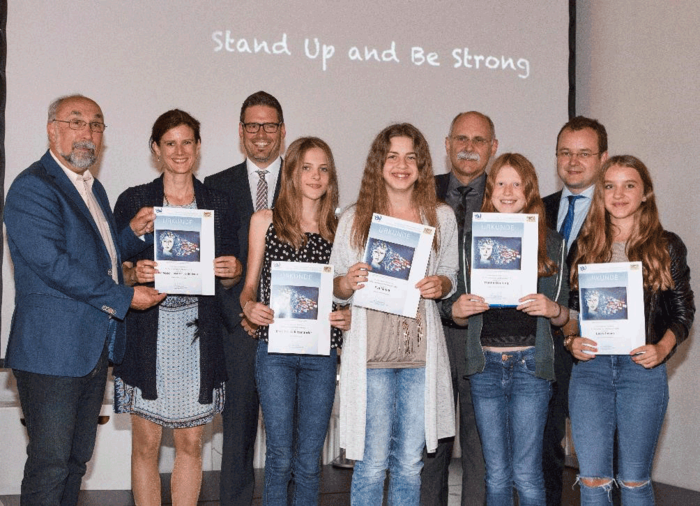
[41,151,116,267]
[42,151,96,228]
[92,178,123,266]
[544,191,562,231]
[235,163,256,217]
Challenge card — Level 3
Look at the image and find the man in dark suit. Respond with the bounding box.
[422,111,498,506]
[3,94,165,506]
[204,91,285,506]
[542,116,608,506]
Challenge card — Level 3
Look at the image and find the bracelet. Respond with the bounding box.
[552,303,562,320]
[563,334,575,350]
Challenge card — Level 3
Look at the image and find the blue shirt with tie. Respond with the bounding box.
[556,185,595,252]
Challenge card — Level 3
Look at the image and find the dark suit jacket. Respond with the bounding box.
[435,173,450,201]
[204,160,281,332]
[4,150,147,377]
[543,191,562,233]
[543,190,580,267]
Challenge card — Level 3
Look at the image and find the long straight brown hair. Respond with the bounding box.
[570,155,672,291]
[481,153,558,277]
[272,137,339,249]
[351,123,440,251]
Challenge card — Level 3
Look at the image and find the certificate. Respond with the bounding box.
[153,207,215,295]
[578,261,645,354]
[470,212,538,307]
[353,213,435,318]
[268,261,334,355]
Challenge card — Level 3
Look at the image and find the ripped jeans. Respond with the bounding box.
[569,355,668,505]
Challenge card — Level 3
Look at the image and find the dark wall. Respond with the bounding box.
[1,0,7,345]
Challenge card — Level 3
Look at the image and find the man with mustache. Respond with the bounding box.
[204,91,285,506]
[422,111,498,506]
[4,94,165,506]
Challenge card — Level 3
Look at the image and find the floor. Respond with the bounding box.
[1,460,699,505]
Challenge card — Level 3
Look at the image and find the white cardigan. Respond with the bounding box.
[330,205,458,460]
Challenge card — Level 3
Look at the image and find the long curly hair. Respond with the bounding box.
[481,153,557,277]
[570,155,672,291]
[273,137,339,249]
[351,123,439,251]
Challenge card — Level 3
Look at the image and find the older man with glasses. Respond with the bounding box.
[4,94,164,506]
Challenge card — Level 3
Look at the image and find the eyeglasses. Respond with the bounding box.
[53,119,106,133]
[556,150,600,160]
[242,122,282,134]
[450,135,492,147]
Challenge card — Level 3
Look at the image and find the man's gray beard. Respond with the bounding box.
[61,141,97,169]
[457,151,480,162]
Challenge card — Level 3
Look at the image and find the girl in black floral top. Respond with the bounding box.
[239,137,350,506]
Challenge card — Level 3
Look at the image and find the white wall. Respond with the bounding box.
[577,2,700,491]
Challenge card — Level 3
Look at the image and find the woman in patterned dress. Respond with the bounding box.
[113,109,242,506]
[239,137,350,506]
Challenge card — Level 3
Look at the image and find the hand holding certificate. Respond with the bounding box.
[153,206,215,295]
[578,261,645,355]
[470,212,538,307]
[352,213,435,318]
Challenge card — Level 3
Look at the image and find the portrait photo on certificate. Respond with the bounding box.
[153,207,216,295]
[268,262,334,355]
[470,212,537,307]
[353,213,435,318]
[578,261,645,354]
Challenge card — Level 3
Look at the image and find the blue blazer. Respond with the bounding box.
[4,151,148,377]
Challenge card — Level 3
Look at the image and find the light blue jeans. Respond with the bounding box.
[255,341,338,506]
[469,348,551,506]
[569,355,668,506]
[351,367,426,506]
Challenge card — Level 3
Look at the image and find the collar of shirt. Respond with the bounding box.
[446,171,487,209]
[246,156,282,205]
[558,184,596,249]
[246,156,281,178]
[559,184,595,210]
[50,150,94,203]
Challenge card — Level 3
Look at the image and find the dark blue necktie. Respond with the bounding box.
[559,195,583,244]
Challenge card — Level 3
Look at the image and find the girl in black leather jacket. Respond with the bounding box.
[564,155,694,506]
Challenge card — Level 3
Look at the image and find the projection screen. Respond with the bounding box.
[2,1,571,355]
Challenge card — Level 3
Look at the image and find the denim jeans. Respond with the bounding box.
[255,341,338,506]
[469,348,551,506]
[13,344,109,506]
[351,367,426,506]
[569,355,668,506]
